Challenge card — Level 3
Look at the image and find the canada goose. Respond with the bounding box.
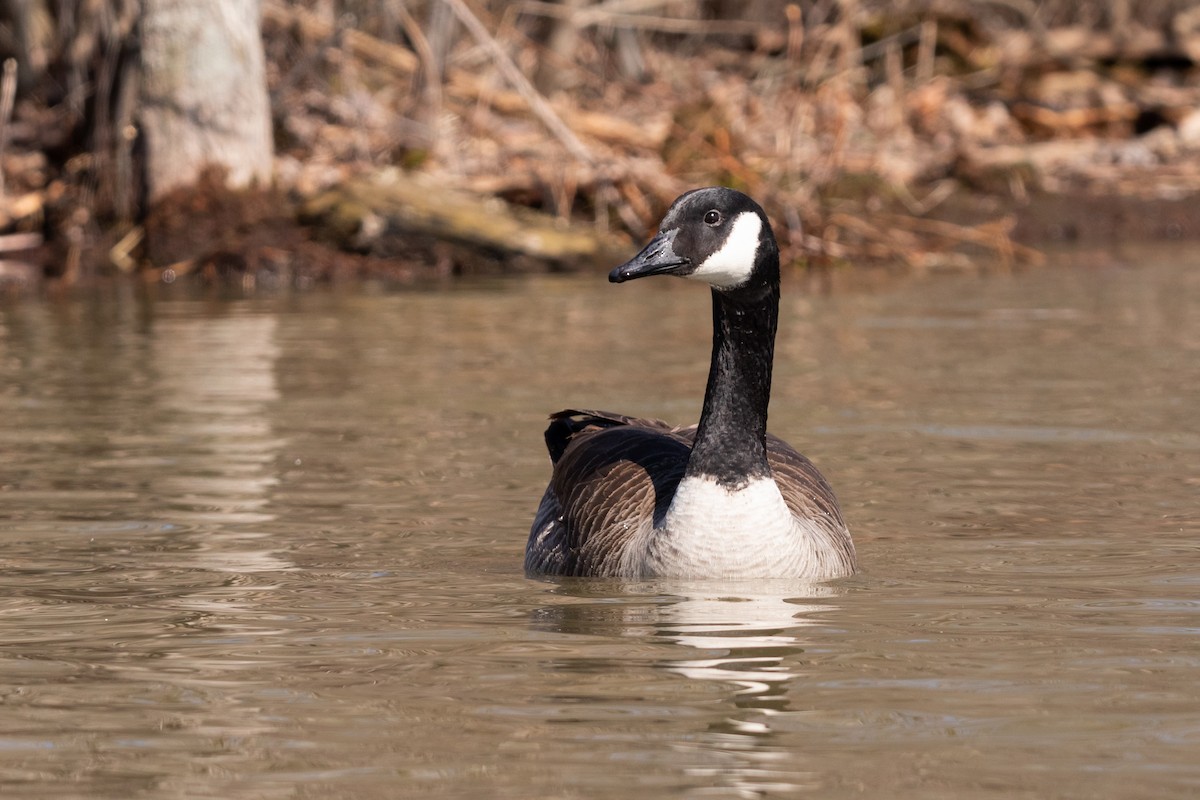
[526,187,856,579]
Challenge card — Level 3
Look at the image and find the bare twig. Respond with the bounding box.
[395,4,444,125]
[0,58,17,199]
[785,4,804,61]
[108,225,143,272]
[262,1,420,73]
[440,0,596,165]
[514,1,763,35]
[857,23,924,64]
[0,232,42,251]
[916,19,937,83]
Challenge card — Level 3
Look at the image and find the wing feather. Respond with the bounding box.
[528,410,690,576]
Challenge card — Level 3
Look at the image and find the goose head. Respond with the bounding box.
[609,187,780,292]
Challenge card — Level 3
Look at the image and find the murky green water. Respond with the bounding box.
[2,248,1198,798]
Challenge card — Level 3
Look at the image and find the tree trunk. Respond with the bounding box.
[139,0,273,202]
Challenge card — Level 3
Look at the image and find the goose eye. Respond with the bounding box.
[703,210,721,226]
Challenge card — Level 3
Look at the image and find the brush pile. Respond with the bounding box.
[3,0,1200,286]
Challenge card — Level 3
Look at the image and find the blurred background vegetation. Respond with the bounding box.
[0,0,1198,289]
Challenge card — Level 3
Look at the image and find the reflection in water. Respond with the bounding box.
[0,303,300,796]
[147,313,292,574]
[132,311,301,738]
[536,579,843,796]
[151,314,281,523]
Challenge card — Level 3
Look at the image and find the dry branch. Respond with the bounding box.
[513,1,763,36]
[263,0,669,152]
[261,1,419,74]
[0,58,16,198]
[441,0,596,165]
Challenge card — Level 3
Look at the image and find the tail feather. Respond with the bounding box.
[543,409,676,463]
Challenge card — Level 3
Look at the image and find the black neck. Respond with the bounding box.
[685,281,779,487]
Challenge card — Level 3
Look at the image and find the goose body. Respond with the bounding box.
[526,188,856,580]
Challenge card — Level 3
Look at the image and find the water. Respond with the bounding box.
[1,248,1198,798]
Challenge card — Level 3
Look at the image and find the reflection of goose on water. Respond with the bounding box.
[655,584,833,708]
[535,581,835,683]
[533,579,840,740]
[528,188,857,579]
[645,584,842,797]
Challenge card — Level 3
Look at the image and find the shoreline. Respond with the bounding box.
[1,2,1198,293]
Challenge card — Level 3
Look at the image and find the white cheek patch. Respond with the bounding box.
[686,212,762,289]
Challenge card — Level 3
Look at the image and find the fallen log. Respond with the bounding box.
[301,168,633,271]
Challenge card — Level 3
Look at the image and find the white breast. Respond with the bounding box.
[621,475,837,579]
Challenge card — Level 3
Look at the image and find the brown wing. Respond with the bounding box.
[767,434,856,569]
[528,410,692,577]
[765,434,844,525]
